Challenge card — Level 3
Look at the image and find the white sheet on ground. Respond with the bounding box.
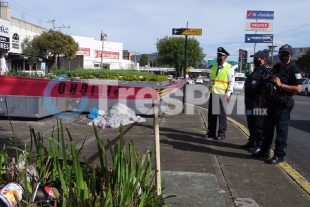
[87,103,146,128]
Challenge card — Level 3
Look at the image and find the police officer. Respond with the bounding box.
[241,49,271,153]
[204,47,235,140]
[252,44,303,164]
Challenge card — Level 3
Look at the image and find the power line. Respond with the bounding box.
[9,0,50,21]
[274,23,310,35]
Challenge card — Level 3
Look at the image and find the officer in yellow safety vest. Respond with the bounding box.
[204,47,235,140]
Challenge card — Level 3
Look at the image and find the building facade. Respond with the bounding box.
[0,2,134,75]
[59,35,134,70]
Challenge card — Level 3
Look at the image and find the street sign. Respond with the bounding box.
[208,60,235,65]
[172,28,183,35]
[182,28,202,36]
[246,10,274,20]
[245,22,273,32]
[207,60,217,65]
[172,28,202,36]
[227,61,235,65]
[186,68,190,73]
[245,34,273,43]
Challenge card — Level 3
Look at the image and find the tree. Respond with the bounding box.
[21,36,40,70]
[296,48,310,73]
[139,54,149,67]
[157,36,205,77]
[22,29,79,72]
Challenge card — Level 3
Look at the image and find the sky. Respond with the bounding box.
[7,0,310,62]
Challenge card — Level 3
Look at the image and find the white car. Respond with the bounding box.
[234,77,247,91]
[187,79,195,85]
[301,78,310,96]
[195,77,204,84]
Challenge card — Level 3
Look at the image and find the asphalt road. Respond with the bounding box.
[171,82,310,182]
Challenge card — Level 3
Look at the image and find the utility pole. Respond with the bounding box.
[101,31,104,69]
[48,19,70,30]
[268,45,277,68]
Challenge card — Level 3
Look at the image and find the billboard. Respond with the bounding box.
[238,49,247,70]
[246,10,274,20]
[245,22,273,32]
[245,34,273,43]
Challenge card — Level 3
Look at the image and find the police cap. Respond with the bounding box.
[250,49,269,59]
[217,47,230,56]
[279,44,293,54]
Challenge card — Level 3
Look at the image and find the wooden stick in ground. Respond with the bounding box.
[153,98,161,195]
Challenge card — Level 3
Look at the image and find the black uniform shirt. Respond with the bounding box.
[272,62,303,96]
[244,63,271,99]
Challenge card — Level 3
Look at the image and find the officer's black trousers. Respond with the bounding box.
[260,99,294,157]
[207,93,227,137]
[245,100,265,147]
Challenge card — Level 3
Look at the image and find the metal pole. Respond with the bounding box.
[182,21,188,114]
[101,31,104,69]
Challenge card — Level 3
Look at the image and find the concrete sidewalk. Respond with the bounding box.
[0,99,310,207]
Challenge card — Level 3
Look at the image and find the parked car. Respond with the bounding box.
[195,77,204,84]
[177,77,184,82]
[301,78,310,96]
[233,77,247,91]
[167,75,173,82]
[187,78,195,85]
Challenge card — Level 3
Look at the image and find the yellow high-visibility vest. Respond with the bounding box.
[209,63,231,94]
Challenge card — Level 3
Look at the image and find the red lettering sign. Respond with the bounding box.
[94,50,119,59]
[76,47,90,56]
[250,23,269,28]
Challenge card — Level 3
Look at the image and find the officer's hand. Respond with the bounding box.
[226,95,230,101]
[273,77,282,87]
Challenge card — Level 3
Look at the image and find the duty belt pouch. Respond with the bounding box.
[277,94,288,104]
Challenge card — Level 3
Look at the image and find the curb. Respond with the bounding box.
[169,98,310,196]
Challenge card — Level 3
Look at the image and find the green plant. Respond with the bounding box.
[0,119,165,206]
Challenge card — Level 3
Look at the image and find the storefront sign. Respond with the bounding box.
[94,50,119,59]
[0,19,10,50]
[76,47,90,56]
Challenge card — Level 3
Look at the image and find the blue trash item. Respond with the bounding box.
[88,108,102,119]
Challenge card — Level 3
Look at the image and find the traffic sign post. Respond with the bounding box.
[172,25,202,113]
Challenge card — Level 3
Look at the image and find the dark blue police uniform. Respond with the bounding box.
[257,61,303,162]
[244,63,271,150]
